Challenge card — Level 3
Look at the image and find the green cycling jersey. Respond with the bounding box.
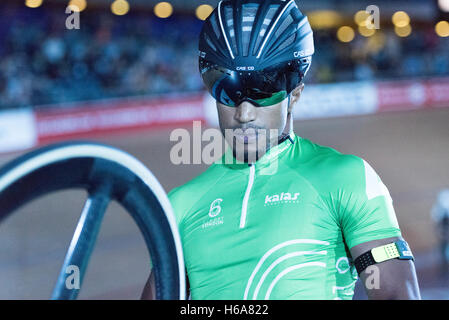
[168,132,402,300]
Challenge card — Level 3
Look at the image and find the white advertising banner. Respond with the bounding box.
[0,109,37,153]
[294,81,378,120]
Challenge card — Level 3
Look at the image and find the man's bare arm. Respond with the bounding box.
[141,270,156,300]
[350,236,421,300]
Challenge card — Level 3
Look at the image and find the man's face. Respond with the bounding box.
[217,98,289,163]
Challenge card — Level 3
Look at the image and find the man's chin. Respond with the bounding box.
[232,142,264,163]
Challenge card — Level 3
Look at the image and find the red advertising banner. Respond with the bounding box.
[377,77,449,112]
[34,94,206,143]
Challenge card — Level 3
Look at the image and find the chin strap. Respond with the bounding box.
[278,94,294,145]
[278,132,294,145]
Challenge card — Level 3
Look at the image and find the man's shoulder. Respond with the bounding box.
[167,163,226,216]
[297,139,379,194]
[297,137,388,197]
[297,136,365,176]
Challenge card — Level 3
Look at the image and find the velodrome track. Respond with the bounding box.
[0,107,448,299]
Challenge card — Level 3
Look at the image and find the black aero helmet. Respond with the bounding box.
[199,0,314,107]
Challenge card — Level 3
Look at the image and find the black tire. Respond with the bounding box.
[0,141,186,300]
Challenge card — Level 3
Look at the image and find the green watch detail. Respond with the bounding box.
[371,243,401,263]
[371,240,414,263]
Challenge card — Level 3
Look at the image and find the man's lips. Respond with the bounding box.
[234,133,258,144]
[232,128,265,144]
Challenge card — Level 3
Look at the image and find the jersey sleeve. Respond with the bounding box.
[167,186,189,226]
[332,155,402,249]
[167,180,205,227]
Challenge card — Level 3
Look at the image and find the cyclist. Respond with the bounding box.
[142,0,420,300]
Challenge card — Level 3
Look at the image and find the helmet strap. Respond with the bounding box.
[279,93,294,142]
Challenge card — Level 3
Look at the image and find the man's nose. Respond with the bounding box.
[234,101,257,123]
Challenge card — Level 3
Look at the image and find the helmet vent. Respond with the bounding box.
[277,33,296,52]
[275,12,293,38]
[210,12,221,40]
[224,5,238,57]
[253,4,280,56]
[241,3,259,56]
[205,33,217,52]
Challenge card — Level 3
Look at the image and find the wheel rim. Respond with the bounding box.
[0,141,186,300]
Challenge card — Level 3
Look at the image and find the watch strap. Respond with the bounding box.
[354,240,414,274]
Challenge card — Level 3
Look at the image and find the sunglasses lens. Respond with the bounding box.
[200,60,304,107]
[252,90,288,106]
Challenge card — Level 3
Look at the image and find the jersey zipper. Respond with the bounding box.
[240,164,255,228]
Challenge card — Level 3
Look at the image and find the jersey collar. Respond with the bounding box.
[219,131,296,170]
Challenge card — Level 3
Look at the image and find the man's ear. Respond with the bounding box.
[287,83,304,113]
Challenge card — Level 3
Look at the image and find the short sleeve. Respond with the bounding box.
[334,156,402,249]
[167,186,188,226]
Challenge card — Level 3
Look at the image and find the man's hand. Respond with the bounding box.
[350,236,421,299]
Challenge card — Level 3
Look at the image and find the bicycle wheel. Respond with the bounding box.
[0,141,186,300]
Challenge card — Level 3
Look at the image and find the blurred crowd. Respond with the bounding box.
[0,4,448,110]
[311,27,449,83]
[0,5,204,110]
